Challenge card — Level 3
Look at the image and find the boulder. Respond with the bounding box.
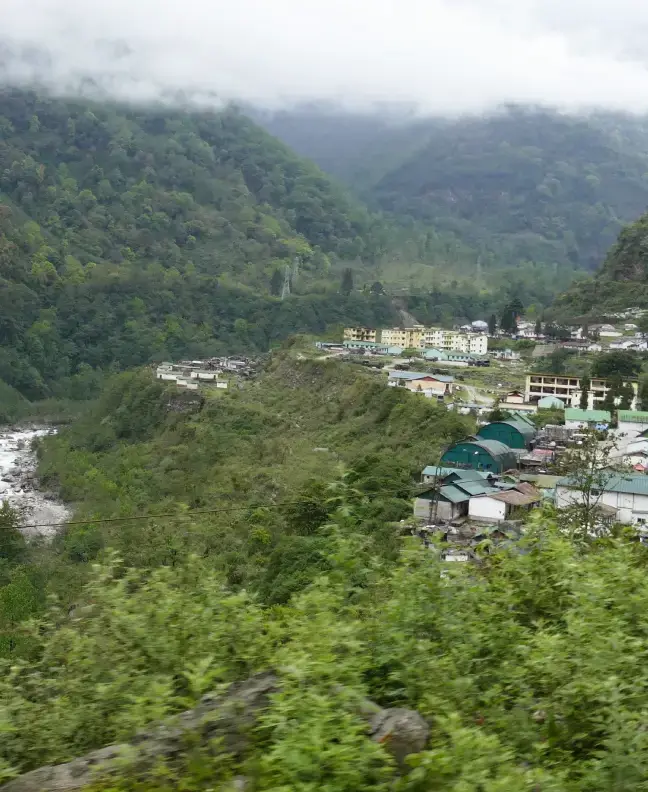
[0,673,429,791]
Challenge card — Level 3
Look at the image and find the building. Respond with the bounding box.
[564,408,612,429]
[616,411,648,440]
[380,326,425,349]
[537,395,565,410]
[388,371,454,398]
[477,418,536,450]
[469,483,541,523]
[440,439,518,474]
[421,329,488,355]
[556,473,648,524]
[413,470,497,521]
[525,373,638,410]
[343,327,377,343]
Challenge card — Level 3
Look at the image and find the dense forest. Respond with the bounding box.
[3,356,648,788]
[0,89,402,406]
[258,104,648,274]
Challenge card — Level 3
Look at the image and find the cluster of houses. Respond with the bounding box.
[155,357,258,391]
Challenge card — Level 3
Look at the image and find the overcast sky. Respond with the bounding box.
[4,0,648,114]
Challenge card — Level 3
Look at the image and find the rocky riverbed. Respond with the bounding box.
[0,427,70,539]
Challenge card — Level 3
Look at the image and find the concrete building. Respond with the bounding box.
[616,411,648,440]
[380,326,425,348]
[388,370,454,398]
[469,483,541,523]
[422,329,488,355]
[343,327,377,343]
[564,408,612,429]
[556,474,648,525]
[525,373,638,410]
[537,395,565,410]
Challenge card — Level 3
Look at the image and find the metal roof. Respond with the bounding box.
[442,438,518,471]
[564,408,612,423]
[478,486,541,506]
[453,480,494,497]
[422,466,493,481]
[479,418,536,442]
[617,411,648,424]
[439,485,471,504]
[557,473,648,496]
[538,396,565,409]
[388,371,454,383]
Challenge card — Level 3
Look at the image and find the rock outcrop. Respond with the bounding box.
[1,673,429,791]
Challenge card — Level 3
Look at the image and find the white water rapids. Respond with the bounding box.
[0,427,70,538]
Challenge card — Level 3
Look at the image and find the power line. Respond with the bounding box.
[16,489,416,532]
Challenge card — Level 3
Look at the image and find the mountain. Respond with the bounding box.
[0,89,397,401]
[256,105,648,274]
[555,210,648,318]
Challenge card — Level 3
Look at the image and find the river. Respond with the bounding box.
[0,427,70,539]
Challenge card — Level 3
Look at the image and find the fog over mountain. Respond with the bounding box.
[4,0,648,113]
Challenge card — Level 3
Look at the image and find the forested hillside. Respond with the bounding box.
[258,105,648,273]
[3,356,648,788]
[555,209,648,318]
[0,89,397,404]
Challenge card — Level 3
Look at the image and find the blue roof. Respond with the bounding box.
[388,370,454,383]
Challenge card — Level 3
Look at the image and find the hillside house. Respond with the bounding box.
[388,371,454,398]
[564,408,611,430]
[468,483,541,523]
[556,474,648,525]
[617,411,648,440]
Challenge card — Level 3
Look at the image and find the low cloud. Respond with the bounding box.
[3,0,648,113]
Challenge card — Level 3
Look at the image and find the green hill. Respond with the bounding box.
[554,210,648,318]
[0,89,398,401]
[258,105,648,274]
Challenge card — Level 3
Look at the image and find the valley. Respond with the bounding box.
[4,77,648,791]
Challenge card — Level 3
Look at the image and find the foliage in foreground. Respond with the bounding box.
[2,517,648,790]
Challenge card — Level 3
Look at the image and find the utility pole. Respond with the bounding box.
[281,264,291,301]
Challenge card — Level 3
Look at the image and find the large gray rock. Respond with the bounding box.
[0,673,429,791]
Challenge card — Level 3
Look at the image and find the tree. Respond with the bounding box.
[500,306,517,334]
[579,374,590,410]
[555,429,620,541]
[269,269,283,297]
[0,502,25,565]
[341,268,354,296]
[369,281,384,295]
[591,351,641,379]
[488,314,497,335]
[638,314,648,338]
[639,375,648,410]
[534,317,542,336]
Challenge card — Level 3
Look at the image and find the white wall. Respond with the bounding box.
[469,496,507,522]
[618,420,648,438]
[556,486,648,524]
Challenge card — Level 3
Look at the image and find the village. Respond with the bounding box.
[335,321,648,560]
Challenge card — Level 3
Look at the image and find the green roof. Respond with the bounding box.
[537,396,565,409]
[617,411,648,424]
[439,484,471,504]
[466,439,518,470]
[558,473,648,496]
[564,408,611,423]
[453,480,494,497]
[422,466,492,480]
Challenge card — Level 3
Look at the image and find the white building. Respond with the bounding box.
[526,374,638,410]
[468,483,541,523]
[421,329,488,355]
[616,411,648,442]
[556,474,648,525]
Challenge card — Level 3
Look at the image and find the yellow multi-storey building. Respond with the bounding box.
[380,326,425,349]
[343,327,377,343]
